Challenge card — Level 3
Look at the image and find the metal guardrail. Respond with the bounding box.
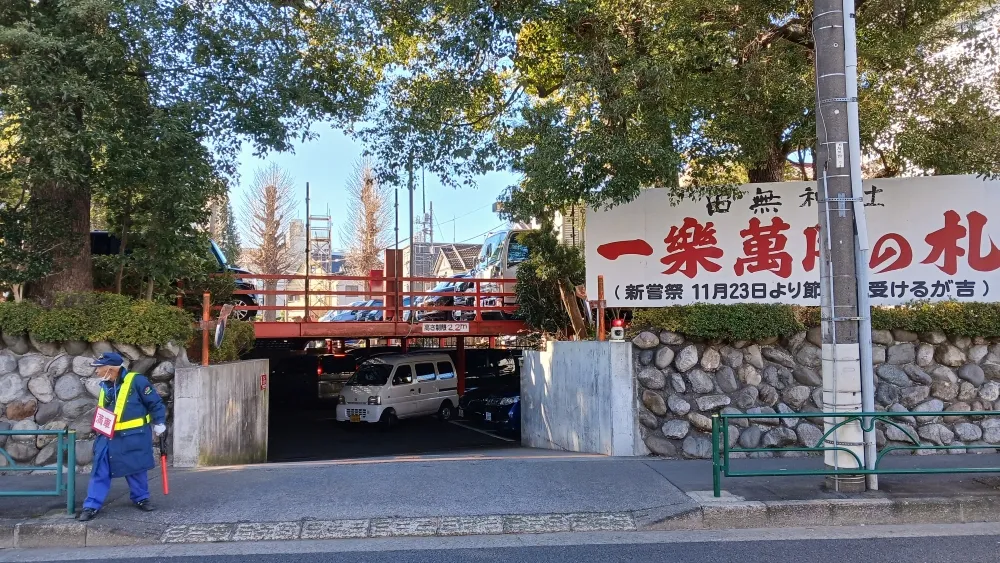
[0,429,77,515]
[712,411,1000,497]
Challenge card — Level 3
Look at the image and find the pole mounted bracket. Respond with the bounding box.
[820,97,859,104]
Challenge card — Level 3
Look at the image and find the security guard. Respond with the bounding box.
[78,352,167,522]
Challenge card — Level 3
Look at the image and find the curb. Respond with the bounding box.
[641,493,1000,531]
[4,495,1000,549]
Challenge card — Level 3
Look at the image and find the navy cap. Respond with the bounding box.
[91,352,125,368]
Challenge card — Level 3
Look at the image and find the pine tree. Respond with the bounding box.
[219,198,243,266]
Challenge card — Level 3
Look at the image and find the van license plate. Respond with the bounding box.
[485,412,492,422]
[350,414,361,423]
[458,408,464,418]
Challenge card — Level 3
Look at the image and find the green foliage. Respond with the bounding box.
[514,227,585,336]
[631,304,807,341]
[0,300,42,335]
[0,0,380,296]
[0,292,193,345]
[631,301,1000,340]
[210,320,255,363]
[219,198,242,266]
[343,1,999,221]
[870,301,1000,337]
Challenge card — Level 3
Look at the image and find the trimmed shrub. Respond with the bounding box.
[0,292,194,346]
[631,300,1000,340]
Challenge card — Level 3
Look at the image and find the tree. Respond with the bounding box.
[0,0,379,298]
[344,0,999,224]
[219,198,243,267]
[340,159,391,282]
[241,164,298,321]
[514,227,586,339]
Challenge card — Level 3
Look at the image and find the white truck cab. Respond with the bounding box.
[468,229,530,319]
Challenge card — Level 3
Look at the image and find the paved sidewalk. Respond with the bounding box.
[3,451,1000,549]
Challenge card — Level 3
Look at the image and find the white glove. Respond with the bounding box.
[153,424,166,436]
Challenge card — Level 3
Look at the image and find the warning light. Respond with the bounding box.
[610,318,626,342]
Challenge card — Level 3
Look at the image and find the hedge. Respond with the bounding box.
[630,301,1000,341]
[0,293,195,346]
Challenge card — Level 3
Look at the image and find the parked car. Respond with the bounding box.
[336,353,459,428]
[90,231,260,321]
[458,349,522,436]
[458,384,520,436]
[417,274,473,321]
[359,299,385,321]
[320,301,366,322]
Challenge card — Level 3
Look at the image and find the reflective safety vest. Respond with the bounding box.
[97,371,152,431]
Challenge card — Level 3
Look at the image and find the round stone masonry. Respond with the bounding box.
[0,335,183,472]
[633,328,1000,459]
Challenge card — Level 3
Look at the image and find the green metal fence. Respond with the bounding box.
[0,429,77,515]
[712,411,1000,497]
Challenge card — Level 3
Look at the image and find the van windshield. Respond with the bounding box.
[346,363,392,387]
[507,240,529,266]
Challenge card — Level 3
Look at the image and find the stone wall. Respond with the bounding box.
[0,333,185,472]
[633,327,1000,459]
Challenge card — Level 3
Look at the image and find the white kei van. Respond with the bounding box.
[335,353,459,427]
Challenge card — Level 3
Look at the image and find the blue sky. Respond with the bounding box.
[232,124,515,249]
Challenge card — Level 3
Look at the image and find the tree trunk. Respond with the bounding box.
[748,139,788,183]
[27,180,93,302]
[558,278,587,340]
[145,278,155,301]
[264,280,278,322]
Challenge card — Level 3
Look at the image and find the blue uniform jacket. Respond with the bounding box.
[94,371,167,478]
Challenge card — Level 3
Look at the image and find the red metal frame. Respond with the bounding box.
[218,272,527,339]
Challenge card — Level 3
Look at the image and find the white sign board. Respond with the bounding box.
[422,322,470,333]
[585,175,1000,307]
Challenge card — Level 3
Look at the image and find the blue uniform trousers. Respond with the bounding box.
[83,443,150,510]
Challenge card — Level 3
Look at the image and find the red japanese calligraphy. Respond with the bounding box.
[967,211,1000,272]
[923,210,966,275]
[802,225,820,272]
[735,216,793,278]
[660,217,724,278]
[923,211,1000,274]
[597,239,654,261]
[870,233,913,274]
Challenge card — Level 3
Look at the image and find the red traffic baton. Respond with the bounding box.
[158,432,169,495]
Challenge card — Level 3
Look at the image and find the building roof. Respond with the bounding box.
[434,244,482,273]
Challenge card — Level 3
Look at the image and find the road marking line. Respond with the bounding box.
[448,420,517,443]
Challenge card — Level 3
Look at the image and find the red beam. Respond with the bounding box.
[253,320,528,340]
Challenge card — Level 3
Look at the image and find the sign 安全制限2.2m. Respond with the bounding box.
[585,175,1000,307]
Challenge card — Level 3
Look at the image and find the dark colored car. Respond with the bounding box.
[458,384,520,436]
[359,299,385,321]
[90,231,259,321]
[320,301,366,322]
[457,349,522,436]
[417,274,473,321]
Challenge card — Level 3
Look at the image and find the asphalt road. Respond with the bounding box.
[4,532,1000,563]
[267,401,517,462]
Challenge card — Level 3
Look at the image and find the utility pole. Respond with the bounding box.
[814,0,874,491]
[407,152,415,290]
[305,182,311,322]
